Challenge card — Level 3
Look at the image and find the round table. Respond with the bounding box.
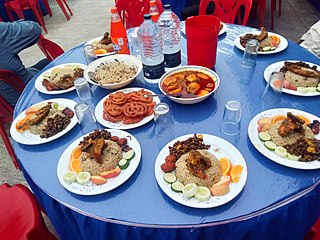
[13,24,320,240]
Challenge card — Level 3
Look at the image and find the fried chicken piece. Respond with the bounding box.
[100,32,112,45]
[278,112,305,137]
[92,139,106,164]
[256,27,268,42]
[186,150,211,179]
[17,105,51,131]
[280,61,320,78]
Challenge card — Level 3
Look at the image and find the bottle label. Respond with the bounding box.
[143,61,165,79]
[164,50,181,68]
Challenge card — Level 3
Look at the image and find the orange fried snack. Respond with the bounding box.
[103,89,156,124]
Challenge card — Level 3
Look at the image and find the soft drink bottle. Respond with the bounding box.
[110,7,130,54]
[150,0,160,22]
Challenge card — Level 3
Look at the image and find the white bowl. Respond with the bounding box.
[84,54,143,90]
[158,65,220,104]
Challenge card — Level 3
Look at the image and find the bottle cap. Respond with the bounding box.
[163,4,171,9]
[150,0,156,7]
[111,7,118,13]
[144,14,152,20]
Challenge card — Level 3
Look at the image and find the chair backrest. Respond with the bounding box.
[0,183,57,240]
[115,0,163,28]
[37,34,64,62]
[199,0,252,25]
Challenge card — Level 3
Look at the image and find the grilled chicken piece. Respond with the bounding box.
[256,27,268,42]
[278,112,305,137]
[186,150,211,179]
[100,32,112,45]
[280,61,320,78]
[17,105,51,130]
[92,139,106,164]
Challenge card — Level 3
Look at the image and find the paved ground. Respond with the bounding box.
[0,0,319,238]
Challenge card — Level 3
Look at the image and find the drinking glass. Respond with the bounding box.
[241,39,259,68]
[74,77,93,103]
[83,44,97,64]
[74,103,99,135]
[220,101,242,135]
[154,102,173,137]
[261,71,284,104]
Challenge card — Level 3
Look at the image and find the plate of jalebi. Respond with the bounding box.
[95,88,161,130]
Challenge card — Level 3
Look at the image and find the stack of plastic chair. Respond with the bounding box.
[0,183,57,240]
[252,0,281,29]
[37,34,65,62]
[115,0,163,28]
[199,0,252,26]
[4,0,48,33]
[41,0,73,21]
[0,70,26,170]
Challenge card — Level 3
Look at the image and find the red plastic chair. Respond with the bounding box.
[0,183,57,240]
[115,0,163,28]
[4,0,48,33]
[37,34,64,62]
[252,0,281,29]
[199,0,252,26]
[305,217,320,240]
[41,0,73,21]
[0,70,26,170]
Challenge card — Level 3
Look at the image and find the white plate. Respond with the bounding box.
[154,134,247,208]
[35,63,87,95]
[57,129,141,195]
[10,98,78,145]
[95,87,160,130]
[248,108,320,170]
[234,31,288,54]
[85,36,116,57]
[180,21,227,36]
[264,60,320,97]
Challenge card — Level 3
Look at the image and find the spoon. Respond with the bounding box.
[144,94,181,98]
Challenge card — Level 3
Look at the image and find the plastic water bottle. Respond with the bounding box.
[157,4,181,68]
[137,14,165,83]
[149,0,160,22]
[110,7,130,54]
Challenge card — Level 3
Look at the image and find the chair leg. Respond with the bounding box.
[5,9,15,21]
[0,120,20,170]
[55,0,71,20]
[15,9,25,19]
[42,0,53,17]
[62,0,73,16]
[278,0,281,16]
[271,0,275,30]
[258,0,266,28]
[31,5,48,33]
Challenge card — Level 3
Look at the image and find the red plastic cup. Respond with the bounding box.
[185,15,220,68]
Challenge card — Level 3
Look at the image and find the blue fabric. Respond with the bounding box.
[0,20,42,107]
[13,24,320,240]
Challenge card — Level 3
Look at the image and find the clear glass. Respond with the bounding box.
[83,44,97,64]
[74,78,93,103]
[241,39,259,68]
[261,71,284,104]
[221,101,242,135]
[154,102,173,136]
[74,103,99,135]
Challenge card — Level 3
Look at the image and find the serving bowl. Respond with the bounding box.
[84,54,143,90]
[158,65,220,104]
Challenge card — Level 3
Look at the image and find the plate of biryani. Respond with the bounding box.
[10,99,77,145]
[95,88,160,130]
[35,63,86,94]
[57,129,141,195]
[234,27,288,54]
[84,54,143,90]
[85,32,115,57]
[248,108,320,170]
[155,134,247,208]
[264,60,320,96]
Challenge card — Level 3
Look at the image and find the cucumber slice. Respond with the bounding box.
[163,173,176,184]
[270,47,276,51]
[70,65,80,70]
[287,153,300,161]
[57,104,66,111]
[125,150,135,160]
[259,132,271,141]
[76,172,91,185]
[171,181,184,193]
[43,72,51,78]
[194,186,211,202]
[52,102,59,109]
[118,159,129,169]
[264,141,276,150]
[182,183,198,198]
[308,87,317,92]
[63,171,77,184]
[317,86,320,92]
[275,146,287,158]
[262,46,271,51]
[297,87,309,93]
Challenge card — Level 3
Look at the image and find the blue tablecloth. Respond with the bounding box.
[13,24,320,240]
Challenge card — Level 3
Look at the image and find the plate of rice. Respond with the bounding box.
[95,87,160,130]
[264,60,320,96]
[248,108,320,170]
[154,134,247,208]
[10,98,78,145]
[57,129,141,195]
